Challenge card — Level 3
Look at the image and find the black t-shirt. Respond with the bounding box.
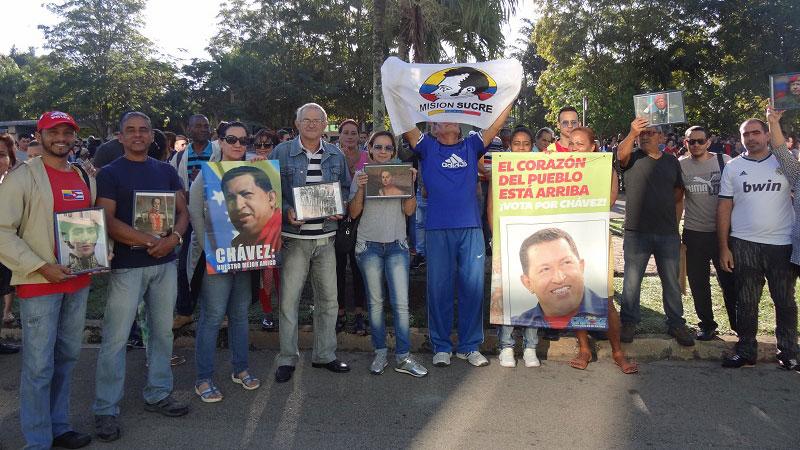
[97,156,184,268]
[621,149,683,234]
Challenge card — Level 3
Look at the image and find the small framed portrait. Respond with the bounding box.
[54,207,110,274]
[132,191,176,238]
[293,182,344,221]
[364,164,414,199]
[633,90,686,125]
[771,72,800,110]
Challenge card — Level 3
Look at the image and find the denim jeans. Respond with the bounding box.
[19,287,89,450]
[277,237,339,367]
[355,239,411,361]
[620,230,685,328]
[425,228,485,353]
[195,270,252,382]
[498,326,538,350]
[94,262,177,416]
[415,193,426,256]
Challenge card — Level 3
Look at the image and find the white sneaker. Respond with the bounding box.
[432,352,451,367]
[456,351,490,367]
[498,348,516,368]
[523,348,540,367]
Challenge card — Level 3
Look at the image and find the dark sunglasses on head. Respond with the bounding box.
[223,135,250,146]
[686,138,707,145]
[254,142,273,149]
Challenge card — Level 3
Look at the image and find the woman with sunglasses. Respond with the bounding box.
[250,129,281,331]
[349,131,427,377]
[336,119,368,335]
[189,121,261,402]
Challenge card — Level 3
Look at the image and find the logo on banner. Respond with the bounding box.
[418,67,497,117]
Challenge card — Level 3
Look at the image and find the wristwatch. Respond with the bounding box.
[172,230,183,245]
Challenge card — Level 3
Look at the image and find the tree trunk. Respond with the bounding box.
[372,0,387,132]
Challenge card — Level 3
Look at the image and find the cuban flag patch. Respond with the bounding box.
[62,189,85,201]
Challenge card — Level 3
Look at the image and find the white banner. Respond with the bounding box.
[381,56,523,135]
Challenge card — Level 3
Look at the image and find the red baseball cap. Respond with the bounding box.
[37,111,79,132]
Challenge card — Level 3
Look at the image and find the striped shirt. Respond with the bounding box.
[283,143,336,240]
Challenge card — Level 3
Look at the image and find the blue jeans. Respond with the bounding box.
[355,239,411,361]
[277,237,339,367]
[195,270,251,382]
[498,326,538,349]
[93,262,177,416]
[415,193,426,256]
[19,287,89,450]
[620,231,685,328]
[425,228,485,353]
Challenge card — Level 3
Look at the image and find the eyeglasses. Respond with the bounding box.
[254,142,273,149]
[686,138,707,145]
[560,120,580,127]
[372,144,395,152]
[223,135,249,146]
[301,118,325,126]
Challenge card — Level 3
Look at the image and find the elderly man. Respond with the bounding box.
[617,118,693,346]
[402,101,514,368]
[269,103,352,382]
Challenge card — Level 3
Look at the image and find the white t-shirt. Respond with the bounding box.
[719,153,793,245]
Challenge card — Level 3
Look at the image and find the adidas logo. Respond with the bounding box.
[739,171,748,176]
[442,153,468,169]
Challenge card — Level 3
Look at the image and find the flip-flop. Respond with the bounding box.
[569,352,591,370]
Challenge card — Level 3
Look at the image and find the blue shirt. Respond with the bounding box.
[413,132,487,230]
[97,156,184,269]
[510,288,608,330]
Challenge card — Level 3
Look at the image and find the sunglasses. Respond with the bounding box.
[372,144,395,152]
[686,138,707,145]
[254,142,273,149]
[223,135,249,146]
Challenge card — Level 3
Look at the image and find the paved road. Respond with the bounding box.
[2,347,799,449]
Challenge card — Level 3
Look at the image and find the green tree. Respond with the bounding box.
[0,54,29,120]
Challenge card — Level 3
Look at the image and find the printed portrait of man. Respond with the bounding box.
[510,227,606,329]
[221,165,281,251]
[777,74,800,109]
[429,67,491,100]
[378,169,405,197]
[148,197,166,235]
[644,93,669,124]
[60,215,102,273]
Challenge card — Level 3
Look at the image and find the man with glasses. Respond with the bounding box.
[678,126,736,340]
[548,106,580,152]
[269,103,352,383]
[617,117,694,346]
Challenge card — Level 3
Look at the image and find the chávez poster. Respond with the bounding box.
[490,152,612,330]
[201,161,282,274]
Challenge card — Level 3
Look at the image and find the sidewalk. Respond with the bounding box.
[1,321,783,363]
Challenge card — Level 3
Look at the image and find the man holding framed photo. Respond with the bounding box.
[93,111,189,442]
[0,111,95,449]
[269,102,352,383]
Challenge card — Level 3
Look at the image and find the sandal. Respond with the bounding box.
[232,371,261,390]
[195,381,223,403]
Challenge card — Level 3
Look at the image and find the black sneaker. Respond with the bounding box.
[261,313,276,331]
[722,354,756,368]
[695,328,717,341]
[53,430,92,449]
[620,323,636,343]
[94,415,120,442]
[668,325,695,347]
[144,395,189,417]
[777,355,799,371]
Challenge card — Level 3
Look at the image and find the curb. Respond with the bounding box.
[1,321,783,363]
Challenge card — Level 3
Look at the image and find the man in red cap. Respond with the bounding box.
[0,111,95,449]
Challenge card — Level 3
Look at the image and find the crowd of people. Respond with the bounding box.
[1,95,799,449]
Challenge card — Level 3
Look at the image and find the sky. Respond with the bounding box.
[2,0,537,63]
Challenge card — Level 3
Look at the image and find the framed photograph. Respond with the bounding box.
[364,164,414,199]
[633,90,686,126]
[54,207,110,274]
[770,72,800,110]
[293,182,344,221]
[132,191,176,238]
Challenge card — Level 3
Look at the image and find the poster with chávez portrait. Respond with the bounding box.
[201,161,282,274]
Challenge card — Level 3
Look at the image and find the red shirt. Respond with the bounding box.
[16,164,92,298]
